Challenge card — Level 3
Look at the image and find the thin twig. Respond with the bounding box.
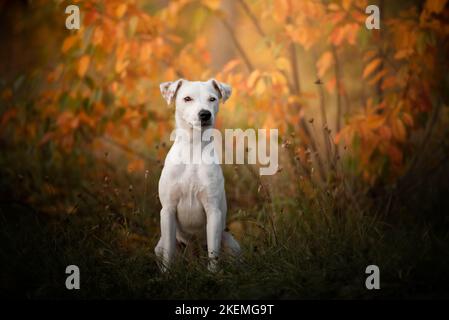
[290,42,302,94]
[331,45,342,134]
[237,0,266,38]
[312,52,332,169]
[219,16,254,72]
[236,0,295,91]
[290,42,325,181]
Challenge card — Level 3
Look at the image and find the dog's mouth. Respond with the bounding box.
[200,121,212,128]
[188,119,213,129]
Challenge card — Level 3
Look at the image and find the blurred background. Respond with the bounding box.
[1,0,449,299]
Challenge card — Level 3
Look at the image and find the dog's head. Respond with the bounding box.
[160,79,232,129]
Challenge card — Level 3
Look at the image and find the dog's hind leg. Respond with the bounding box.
[222,231,241,257]
[154,237,165,271]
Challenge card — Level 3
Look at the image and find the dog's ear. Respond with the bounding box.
[160,79,184,105]
[210,79,232,103]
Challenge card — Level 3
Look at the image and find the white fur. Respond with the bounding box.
[155,79,240,272]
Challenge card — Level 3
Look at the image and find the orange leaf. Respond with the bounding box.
[115,4,128,18]
[62,35,77,53]
[342,0,352,10]
[379,126,392,140]
[247,70,261,88]
[368,69,388,86]
[223,59,241,73]
[363,50,377,61]
[363,58,382,79]
[381,76,396,90]
[316,51,333,77]
[425,0,448,14]
[0,108,17,127]
[365,115,385,129]
[202,0,221,11]
[334,125,354,145]
[326,77,336,93]
[328,3,340,11]
[127,159,145,173]
[392,119,406,142]
[402,113,414,127]
[77,55,90,78]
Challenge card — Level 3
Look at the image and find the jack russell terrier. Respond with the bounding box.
[155,79,241,272]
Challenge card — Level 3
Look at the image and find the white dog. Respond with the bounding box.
[155,78,241,272]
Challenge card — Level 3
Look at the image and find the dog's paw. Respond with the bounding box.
[207,259,219,273]
[156,260,168,273]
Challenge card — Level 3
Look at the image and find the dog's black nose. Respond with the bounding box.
[198,110,211,122]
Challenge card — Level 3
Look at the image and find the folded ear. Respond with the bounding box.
[160,79,184,105]
[210,79,232,103]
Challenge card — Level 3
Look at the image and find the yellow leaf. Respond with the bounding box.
[342,0,352,10]
[116,4,128,18]
[270,71,287,86]
[247,70,261,88]
[275,57,291,72]
[365,115,385,129]
[254,78,266,96]
[328,3,340,11]
[363,58,382,79]
[223,59,241,73]
[77,55,90,78]
[316,51,333,77]
[62,35,77,53]
[202,0,221,11]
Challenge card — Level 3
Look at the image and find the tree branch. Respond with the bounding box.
[236,0,295,92]
[237,0,266,38]
[219,16,254,72]
[290,41,325,181]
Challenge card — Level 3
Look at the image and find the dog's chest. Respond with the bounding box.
[174,166,207,235]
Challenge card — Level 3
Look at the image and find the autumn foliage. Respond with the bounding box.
[1,0,449,205]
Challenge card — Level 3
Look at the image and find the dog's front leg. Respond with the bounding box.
[158,205,177,272]
[205,208,223,272]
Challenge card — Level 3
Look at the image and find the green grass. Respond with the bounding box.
[1,190,449,299]
[1,139,449,299]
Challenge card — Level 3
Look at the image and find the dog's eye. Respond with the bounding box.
[183,96,193,102]
[209,97,216,102]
